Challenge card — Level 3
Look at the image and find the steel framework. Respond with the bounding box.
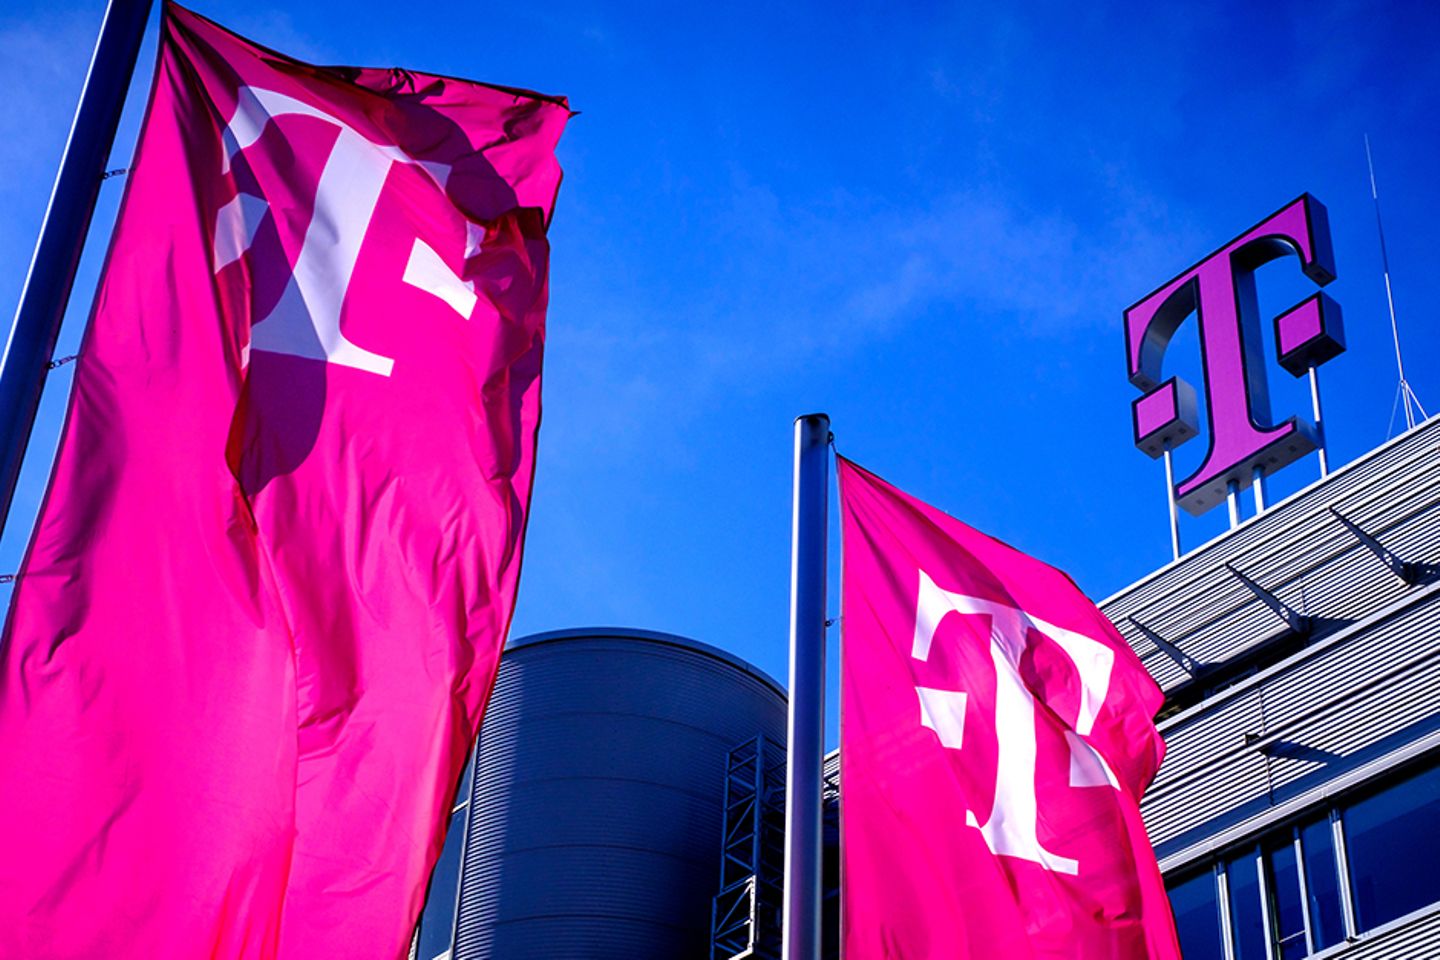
[711,735,787,960]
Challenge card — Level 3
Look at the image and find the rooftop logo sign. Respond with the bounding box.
[1125,195,1345,516]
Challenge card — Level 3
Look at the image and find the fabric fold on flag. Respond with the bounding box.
[838,455,1180,960]
[0,5,568,958]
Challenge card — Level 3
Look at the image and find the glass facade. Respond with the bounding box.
[414,753,475,960]
[1344,761,1440,932]
[1263,838,1306,960]
[1165,758,1440,959]
[1170,870,1225,959]
[1298,817,1344,951]
[1227,851,1266,960]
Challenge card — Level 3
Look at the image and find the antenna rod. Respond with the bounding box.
[1366,134,1426,432]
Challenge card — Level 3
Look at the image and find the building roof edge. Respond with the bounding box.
[508,626,788,699]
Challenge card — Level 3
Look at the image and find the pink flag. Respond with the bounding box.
[837,457,1180,960]
[0,6,568,958]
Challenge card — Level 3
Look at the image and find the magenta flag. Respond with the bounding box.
[838,457,1181,960]
[0,6,568,958]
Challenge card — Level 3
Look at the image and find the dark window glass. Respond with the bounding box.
[1168,870,1224,960]
[416,811,465,960]
[1228,851,1267,960]
[456,752,475,810]
[1344,762,1440,931]
[1265,839,1307,960]
[1300,816,1344,949]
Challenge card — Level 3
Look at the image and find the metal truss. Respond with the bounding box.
[711,735,786,960]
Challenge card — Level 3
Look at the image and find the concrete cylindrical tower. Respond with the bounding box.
[451,627,787,959]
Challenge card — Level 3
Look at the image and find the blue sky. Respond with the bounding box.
[3,0,1438,741]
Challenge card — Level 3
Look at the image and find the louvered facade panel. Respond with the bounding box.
[1126,525,1429,695]
[1142,689,1267,849]
[1103,421,1440,696]
[1135,642,1188,691]
[1337,908,1440,959]
[1142,613,1439,850]
[1148,689,1265,795]
[1337,462,1440,532]
[1262,654,1440,797]
[1376,502,1440,580]
[1257,593,1440,733]
[1138,575,1440,853]
[1142,750,1271,849]
[1288,544,1409,629]
[1101,420,1440,959]
[1157,595,1284,671]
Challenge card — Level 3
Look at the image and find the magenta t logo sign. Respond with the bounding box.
[1126,195,1345,515]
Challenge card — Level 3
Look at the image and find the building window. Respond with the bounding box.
[1169,869,1224,959]
[415,752,475,960]
[1165,756,1440,958]
[1342,761,1440,932]
[1227,849,1267,960]
[1298,816,1344,950]
[1263,837,1306,959]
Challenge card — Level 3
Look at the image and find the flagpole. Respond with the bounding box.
[0,0,153,539]
[783,412,830,960]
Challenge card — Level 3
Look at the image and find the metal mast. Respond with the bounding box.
[0,0,154,539]
[1365,135,1427,434]
[782,414,830,960]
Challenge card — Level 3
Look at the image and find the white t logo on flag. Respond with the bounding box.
[214,86,480,377]
[912,569,1119,875]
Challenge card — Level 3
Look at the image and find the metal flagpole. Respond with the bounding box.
[0,0,153,539]
[1162,441,1180,561]
[1308,365,1329,477]
[783,413,830,960]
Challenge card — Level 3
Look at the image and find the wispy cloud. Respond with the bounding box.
[541,160,1207,474]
